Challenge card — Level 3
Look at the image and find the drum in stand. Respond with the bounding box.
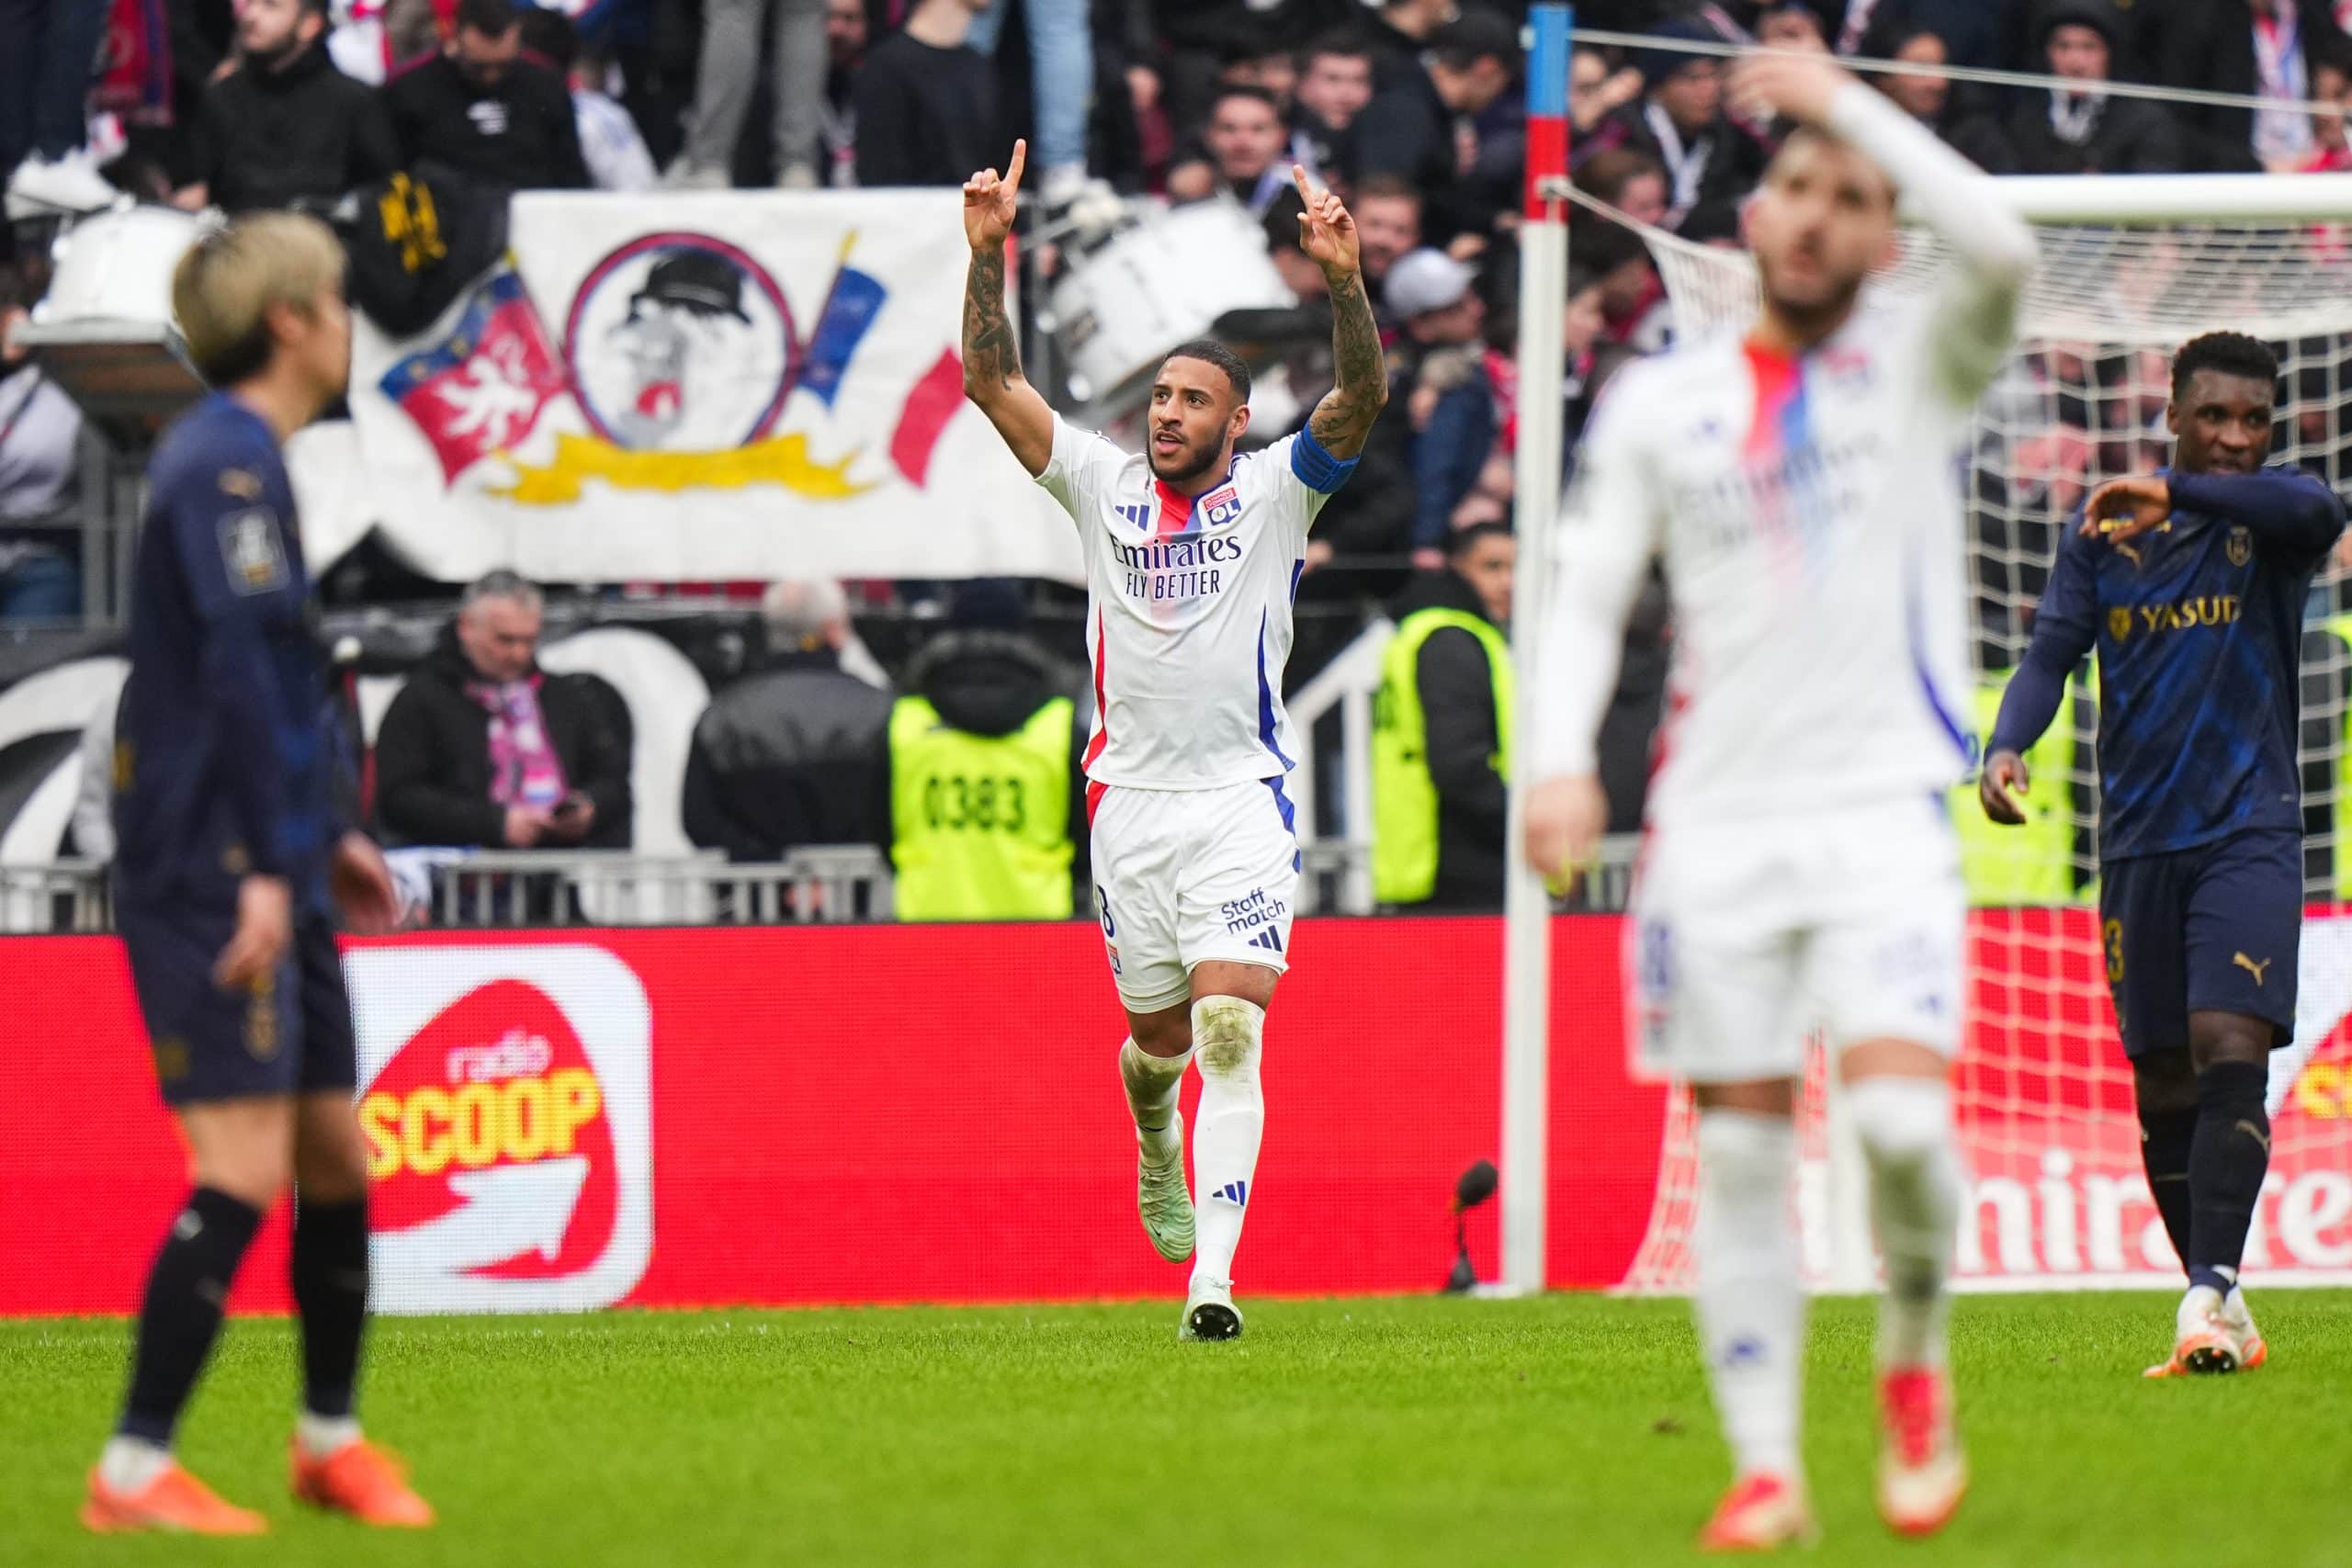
[1046,196,1295,415]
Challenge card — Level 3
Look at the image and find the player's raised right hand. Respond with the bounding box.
[1979,750,2030,825]
[962,139,1026,253]
[1523,773,1608,889]
[214,874,293,990]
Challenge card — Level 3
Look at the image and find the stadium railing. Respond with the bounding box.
[0,837,1643,935]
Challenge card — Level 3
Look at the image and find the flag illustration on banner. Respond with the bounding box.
[379,267,569,485]
[796,234,888,408]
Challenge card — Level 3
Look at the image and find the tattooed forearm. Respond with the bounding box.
[1308,269,1387,455]
[962,248,1023,398]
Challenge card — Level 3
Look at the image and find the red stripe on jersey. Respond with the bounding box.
[1150,476,1194,539]
[1081,605,1110,773]
[1085,779,1108,825]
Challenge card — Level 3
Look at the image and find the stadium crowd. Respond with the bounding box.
[10,0,2352,916]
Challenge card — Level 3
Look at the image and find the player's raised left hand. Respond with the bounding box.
[1730,50,1854,128]
[330,829,401,934]
[1293,166,1361,279]
[962,139,1026,254]
[2083,474,2173,542]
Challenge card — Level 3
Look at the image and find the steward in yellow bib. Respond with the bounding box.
[1373,522,1516,909]
[1952,660,2095,905]
[888,582,1089,921]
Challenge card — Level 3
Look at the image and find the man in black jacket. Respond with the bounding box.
[1589,19,1768,231]
[1978,0,2183,175]
[380,0,590,191]
[374,571,633,850]
[683,578,895,861]
[174,0,399,214]
[1374,521,1515,910]
[1352,8,1519,245]
[851,0,998,187]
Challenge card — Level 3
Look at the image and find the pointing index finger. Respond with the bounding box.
[1004,138,1028,195]
[1292,164,1315,203]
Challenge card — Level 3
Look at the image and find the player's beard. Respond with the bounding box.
[1760,268,1866,344]
[1148,432,1223,486]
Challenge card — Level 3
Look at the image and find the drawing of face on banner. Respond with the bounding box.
[566,236,798,453]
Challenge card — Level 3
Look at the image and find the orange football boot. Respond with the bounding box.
[1697,1472,1816,1552]
[290,1438,435,1528]
[83,1462,268,1535]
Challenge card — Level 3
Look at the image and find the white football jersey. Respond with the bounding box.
[1036,415,1350,790]
[1542,299,1990,829]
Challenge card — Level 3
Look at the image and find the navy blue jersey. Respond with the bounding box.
[113,394,336,909]
[1991,465,2346,861]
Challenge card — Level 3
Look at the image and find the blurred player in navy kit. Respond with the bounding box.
[85,213,433,1535]
[1982,332,2347,1379]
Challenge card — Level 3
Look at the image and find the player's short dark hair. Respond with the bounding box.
[2171,332,2279,404]
[1160,339,1252,404]
[456,0,522,38]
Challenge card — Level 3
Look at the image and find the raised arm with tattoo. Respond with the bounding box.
[1293,164,1388,461]
[960,139,1056,476]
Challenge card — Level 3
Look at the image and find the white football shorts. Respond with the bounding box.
[1090,777,1302,1014]
[1626,795,1965,1084]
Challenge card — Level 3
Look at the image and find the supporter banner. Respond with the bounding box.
[6,915,2346,1316]
[334,192,1081,585]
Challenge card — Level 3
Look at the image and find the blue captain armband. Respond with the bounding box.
[1290,425,1359,495]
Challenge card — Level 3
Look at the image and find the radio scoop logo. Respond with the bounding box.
[346,946,652,1314]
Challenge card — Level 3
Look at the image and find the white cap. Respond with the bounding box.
[1384,248,1476,319]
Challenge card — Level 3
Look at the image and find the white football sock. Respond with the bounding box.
[1189,997,1265,1292]
[297,1412,364,1459]
[1119,1037,1193,1163]
[1694,1108,1804,1481]
[98,1436,172,1494]
[1848,1077,1962,1371]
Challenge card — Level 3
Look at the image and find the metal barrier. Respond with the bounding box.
[0,837,1641,935]
[0,860,111,932]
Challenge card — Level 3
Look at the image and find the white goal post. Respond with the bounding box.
[1503,170,2352,1297]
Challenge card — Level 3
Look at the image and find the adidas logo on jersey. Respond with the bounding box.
[1246,928,1283,953]
[1212,1181,1250,1206]
[1114,502,1153,531]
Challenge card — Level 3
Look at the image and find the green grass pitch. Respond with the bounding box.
[7,1292,2352,1566]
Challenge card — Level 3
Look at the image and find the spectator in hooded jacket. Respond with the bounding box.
[1979,1,2185,175]
[682,578,895,862]
[374,571,633,850]
[175,0,399,214]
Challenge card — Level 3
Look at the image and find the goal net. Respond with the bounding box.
[1594,193,2352,1292]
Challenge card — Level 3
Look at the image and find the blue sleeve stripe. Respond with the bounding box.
[1290,426,1358,495]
